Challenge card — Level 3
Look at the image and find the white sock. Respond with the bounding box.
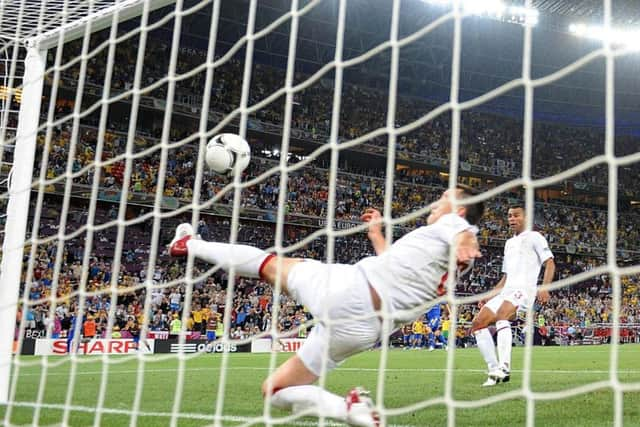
[270,385,347,420]
[186,239,270,279]
[474,328,498,371]
[496,320,512,371]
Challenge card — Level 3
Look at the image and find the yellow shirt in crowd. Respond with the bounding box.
[412,320,424,334]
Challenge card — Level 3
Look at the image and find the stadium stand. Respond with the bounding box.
[11,28,640,348]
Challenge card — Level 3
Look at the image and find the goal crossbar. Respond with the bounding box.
[0,0,176,49]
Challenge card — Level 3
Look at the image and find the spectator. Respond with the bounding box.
[170,314,182,336]
[83,315,97,340]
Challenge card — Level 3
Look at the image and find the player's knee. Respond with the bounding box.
[495,319,511,333]
[261,379,279,398]
[471,317,485,332]
[259,257,301,290]
[258,255,279,284]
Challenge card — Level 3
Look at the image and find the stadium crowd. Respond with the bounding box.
[35,125,640,258]
[11,30,640,347]
[16,194,640,347]
[55,35,640,195]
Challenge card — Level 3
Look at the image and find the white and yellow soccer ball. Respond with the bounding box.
[205,133,251,175]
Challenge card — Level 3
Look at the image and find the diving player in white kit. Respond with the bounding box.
[471,204,555,386]
[169,185,484,426]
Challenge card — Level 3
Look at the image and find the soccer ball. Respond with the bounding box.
[205,133,251,175]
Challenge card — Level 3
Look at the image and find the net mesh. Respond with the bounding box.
[0,1,115,42]
[1,0,640,426]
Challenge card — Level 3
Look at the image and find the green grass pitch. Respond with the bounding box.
[2,345,639,426]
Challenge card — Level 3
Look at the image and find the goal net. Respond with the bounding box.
[2,0,639,426]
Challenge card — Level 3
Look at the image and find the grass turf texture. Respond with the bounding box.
[2,345,639,426]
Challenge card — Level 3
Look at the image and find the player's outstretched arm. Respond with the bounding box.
[537,258,556,304]
[361,208,389,255]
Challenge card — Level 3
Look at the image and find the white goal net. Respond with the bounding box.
[1,0,639,426]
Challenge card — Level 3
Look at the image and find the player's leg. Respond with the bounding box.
[426,326,435,351]
[264,263,380,426]
[494,293,523,382]
[266,370,378,427]
[264,334,378,426]
[430,322,440,350]
[472,297,505,386]
[258,256,306,291]
[262,355,320,406]
[169,223,302,292]
[66,328,75,353]
[436,330,447,349]
[262,354,353,419]
[470,302,498,333]
[471,305,498,370]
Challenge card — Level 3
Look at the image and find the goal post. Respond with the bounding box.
[0,44,45,405]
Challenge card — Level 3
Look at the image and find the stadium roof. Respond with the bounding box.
[0,0,175,49]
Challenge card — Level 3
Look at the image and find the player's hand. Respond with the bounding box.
[454,231,482,264]
[456,240,482,264]
[361,208,383,235]
[537,288,550,304]
[457,260,474,276]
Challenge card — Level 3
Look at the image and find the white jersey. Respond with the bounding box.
[502,230,553,292]
[356,213,475,322]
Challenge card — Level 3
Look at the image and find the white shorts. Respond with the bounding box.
[485,287,536,314]
[286,261,381,376]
